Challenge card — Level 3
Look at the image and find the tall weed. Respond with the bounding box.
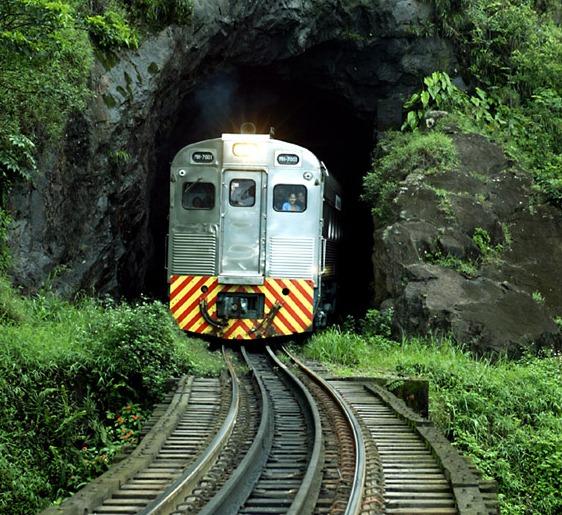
[305,327,368,366]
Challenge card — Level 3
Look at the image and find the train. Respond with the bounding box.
[166,127,342,340]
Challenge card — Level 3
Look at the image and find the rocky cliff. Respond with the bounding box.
[372,126,562,355]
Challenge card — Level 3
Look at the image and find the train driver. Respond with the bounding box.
[282,192,303,212]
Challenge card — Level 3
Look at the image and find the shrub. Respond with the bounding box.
[85,9,139,50]
[86,300,188,402]
[0,285,223,512]
[359,308,394,338]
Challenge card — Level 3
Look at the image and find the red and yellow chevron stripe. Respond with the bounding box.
[169,275,315,339]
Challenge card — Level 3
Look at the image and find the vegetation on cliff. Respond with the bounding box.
[0,0,194,267]
[0,278,221,513]
[0,0,193,191]
[362,0,561,353]
[302,321,562,514]
[402,0,562,204]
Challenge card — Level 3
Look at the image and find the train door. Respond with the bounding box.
[220,170,266,280]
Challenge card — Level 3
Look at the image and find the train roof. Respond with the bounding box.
[172,134,342,195]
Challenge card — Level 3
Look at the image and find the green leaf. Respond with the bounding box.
[421,90,430,108]
[403,92,420,109]
[406,110,419,130]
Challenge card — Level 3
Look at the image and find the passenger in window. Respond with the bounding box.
[297,190,306,210]
[282,192,303,212]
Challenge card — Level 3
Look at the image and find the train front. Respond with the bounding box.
[167,132,328,340]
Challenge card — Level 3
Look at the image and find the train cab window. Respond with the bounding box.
[229,179,256,207]
[182,182,215,209]
[274,185,307,212]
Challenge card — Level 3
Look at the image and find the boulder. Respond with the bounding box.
[373,131,562,355]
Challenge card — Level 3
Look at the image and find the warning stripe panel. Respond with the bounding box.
[263,281,303,332]
[169,275,315,340]
[265,280,310,330]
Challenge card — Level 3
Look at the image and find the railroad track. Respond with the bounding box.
[322,379,498,514]
[43,346,497,515]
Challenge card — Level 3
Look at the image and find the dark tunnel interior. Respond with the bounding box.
[144,67,376,318]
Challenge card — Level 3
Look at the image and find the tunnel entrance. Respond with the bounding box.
[145,67,376,318]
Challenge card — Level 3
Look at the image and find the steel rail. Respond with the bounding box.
[283,346,366,515]
[265,345,324,515]
[138,347,239,515]
[197,346,274,515]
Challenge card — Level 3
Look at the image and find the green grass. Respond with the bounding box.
[0,281,223,513]
[302,327,562,514]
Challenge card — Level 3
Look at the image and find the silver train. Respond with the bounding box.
[167,129,342,340]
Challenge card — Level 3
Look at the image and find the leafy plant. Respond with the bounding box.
[360,308,394,338]
[532,291,545,304]
[425,251,479,277]
[472,227,503,263]
[402,70,506,133]
[109,149,131,167]
[0,128,36,195]
[402,71,467,130]
[0,0,72,53]
[85,9,139,50]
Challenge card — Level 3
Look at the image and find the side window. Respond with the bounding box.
[229,179,256,207]
[182,182,215,209]
[274,184,307,212]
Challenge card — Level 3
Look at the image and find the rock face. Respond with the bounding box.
[7,0,456,297]
[374,130,562,355]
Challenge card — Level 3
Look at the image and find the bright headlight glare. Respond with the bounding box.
[233,143,258,159]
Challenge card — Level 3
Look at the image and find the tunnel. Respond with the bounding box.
[143,66,376,318]
[7,2,458,312]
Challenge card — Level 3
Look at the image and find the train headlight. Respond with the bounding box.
[233,143,258,159]
[303,171,313,180]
